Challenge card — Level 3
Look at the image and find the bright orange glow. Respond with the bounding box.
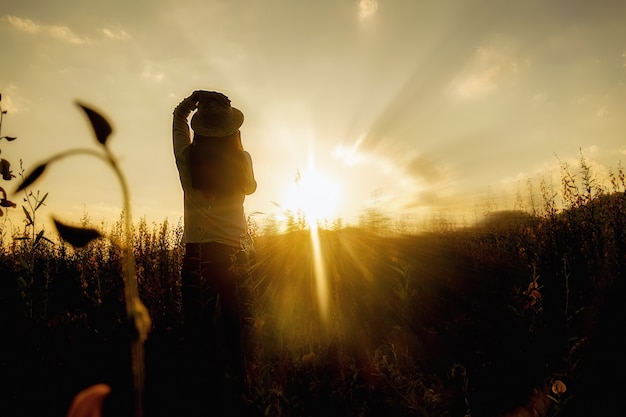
[281,167,341,228]
[310,223,330,322]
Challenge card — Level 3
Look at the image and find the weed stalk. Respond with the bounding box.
[15,102,150,417]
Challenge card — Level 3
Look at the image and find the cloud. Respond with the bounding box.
[450,40,525,100]
[6,15,89,44]
[102,28,130,41]
[454,66,500,99]
[404,154,443,183]
[596,105,608,118]
[140,61,165,83]
[5,15,130,45]
[0,84,19,113]
[358,0,378,21]
[5,15,40,34]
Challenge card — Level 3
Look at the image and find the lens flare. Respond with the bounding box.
[281,168,340,228]
[310,223,329,322]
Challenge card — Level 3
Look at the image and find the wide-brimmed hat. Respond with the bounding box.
[191,98,244,137]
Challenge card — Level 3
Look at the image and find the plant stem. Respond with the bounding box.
[103,146,145,417]
[45,147,146,417]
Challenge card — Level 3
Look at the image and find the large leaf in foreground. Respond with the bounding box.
[76,102,113,146]
[53,218,102,248]
[15,163,47,192]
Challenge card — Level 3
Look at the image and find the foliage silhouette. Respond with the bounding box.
[77,101,113,145]
[53,218,103,248]
[2,133,625,416]
[0,93,18,217]
[15,101,150,417]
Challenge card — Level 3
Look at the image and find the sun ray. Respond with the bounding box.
[310,223,330,322]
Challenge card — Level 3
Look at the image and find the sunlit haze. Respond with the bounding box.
[2,0,626,233]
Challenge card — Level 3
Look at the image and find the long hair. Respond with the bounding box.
[188,131,247,198]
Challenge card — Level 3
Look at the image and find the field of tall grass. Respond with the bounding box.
[2,100,625,416]
[1,153,625,417]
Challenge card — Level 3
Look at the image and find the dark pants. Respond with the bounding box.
[180,242,252,416]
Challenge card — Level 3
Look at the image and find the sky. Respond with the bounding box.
[1,0,626,234]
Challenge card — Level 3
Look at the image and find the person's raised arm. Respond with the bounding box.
[172,92,199,159]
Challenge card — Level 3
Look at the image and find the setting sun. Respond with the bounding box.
[280,168,341,227]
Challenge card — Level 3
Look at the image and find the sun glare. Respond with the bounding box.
[281,168,341,227]
[275,166,340,322]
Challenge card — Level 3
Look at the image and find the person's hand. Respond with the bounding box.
[192,90,231,108]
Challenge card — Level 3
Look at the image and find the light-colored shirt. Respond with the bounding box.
[173,96,256,247]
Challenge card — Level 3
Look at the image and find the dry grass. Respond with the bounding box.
[1,156,625,417]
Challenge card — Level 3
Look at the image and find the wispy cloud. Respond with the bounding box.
[102,28,130,41]
[596,105,608,118]
[358,0,378,21]
[0,84,19,113]
[140,61,165,83]
[404,154,443,184]
[450,40,525,100]
[5,15,131,45]
[5,15,40,34]
[6,15,89,45]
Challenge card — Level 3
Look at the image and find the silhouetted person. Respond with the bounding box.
[172,90,257,416]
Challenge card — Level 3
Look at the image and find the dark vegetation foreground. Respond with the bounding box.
[2,191,625,417]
